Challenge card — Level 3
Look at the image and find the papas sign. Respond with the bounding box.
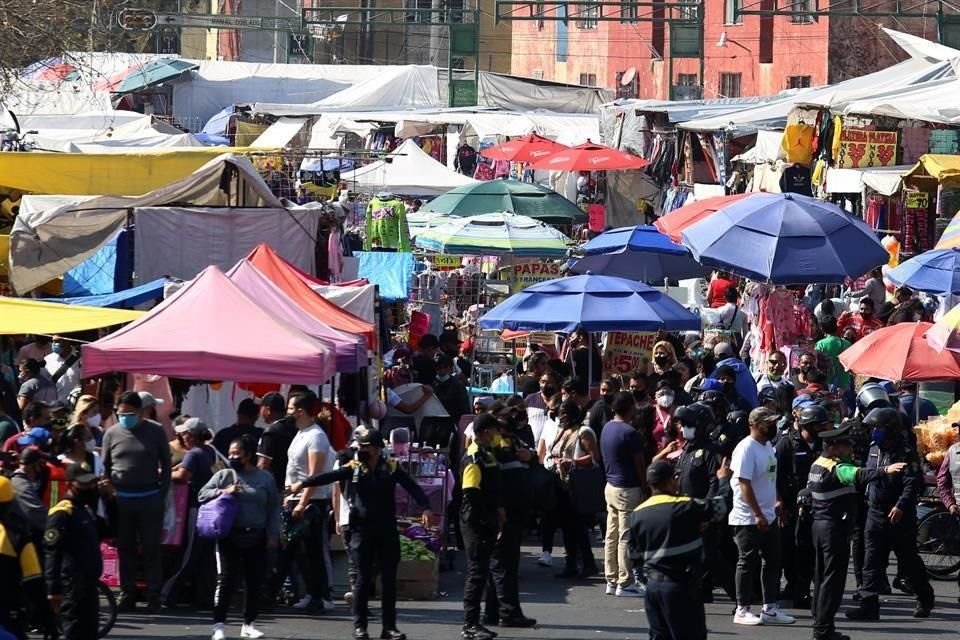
[506,260,561,292]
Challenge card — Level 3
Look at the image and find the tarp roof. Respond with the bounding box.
[903,154,960,188]
[245,243,376,348]
[313,65,441,110]
[881,27,960,61]
[227,260,366,372]
[341,138,477,196]
[0,296,144,334]
[38,278,166,309]
[10,154,282,294]
[841,73,960,123]
[82,266,338,383]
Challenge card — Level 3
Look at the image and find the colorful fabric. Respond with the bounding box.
[364,196,410,251]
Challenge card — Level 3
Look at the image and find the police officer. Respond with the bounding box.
[460,414,504,640]
[846,407,935,620]
[807,422,904,640]
[776,404,831,608]
[0,476,45,640]
[628,458,732,640]
[44,462,103,640]
[290,428,432,640]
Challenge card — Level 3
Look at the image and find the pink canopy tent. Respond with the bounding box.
[227,259,367,372]
[82,266,337,383]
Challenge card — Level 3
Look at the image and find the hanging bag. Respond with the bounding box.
[196,469,239,540]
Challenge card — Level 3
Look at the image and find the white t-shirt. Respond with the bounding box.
[538,417,560,470]
[728,436,778,526]
[286,424,335,500]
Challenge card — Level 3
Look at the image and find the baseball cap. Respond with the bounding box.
[714,342,735,359]
[749,407,780,425]
[138,391,165,408]
[174,417,210,436]
[355,427,385,448]
[792,394,816,411]
[646,460,676,486]
[17,427,52,448]
[64,461,97,484]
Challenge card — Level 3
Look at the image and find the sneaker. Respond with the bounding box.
[616,584,644,597]
[537,551,552,567]
[605,582,616,596]
[760,606,796,625]
[733,608,763,626]
[241,623,265,639]
[321,599,335,610]
[211,624,226,640]
[344,592,354,605]
[292,594,312,609]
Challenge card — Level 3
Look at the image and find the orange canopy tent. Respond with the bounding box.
[246,244,376,349]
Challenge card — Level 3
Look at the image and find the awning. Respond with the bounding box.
[903,154,960,188]
[825,165,909,196]
[0,297,144,334]
[38,278,166,309]
[251,117,308,148]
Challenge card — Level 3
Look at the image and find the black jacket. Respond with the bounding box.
[44,498,102,596]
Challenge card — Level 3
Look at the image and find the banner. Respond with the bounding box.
[408,310,430,350]
[836,129,898,169]
[505,260,561,293]
[432,255,462,270]
[602,331,656,376]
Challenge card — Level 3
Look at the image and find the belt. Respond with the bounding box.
[811,486,856,501]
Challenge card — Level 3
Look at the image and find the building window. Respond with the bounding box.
[724,0,742,25]
[719,72,741,98]
[787,75,811,89]
[406,0,433,23]
[576,3,599,29]
[678,73,697,86]
[791,0,817,23]
[556,3,568,62]
[579,73,598,86]
[621,0,637,23]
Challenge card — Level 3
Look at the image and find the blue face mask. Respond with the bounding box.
[871,428,886,445]
[119,414,139,429]
[51,343,63,355]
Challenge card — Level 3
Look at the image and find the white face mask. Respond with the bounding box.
[84,439,96,453]
[86,413,102,428]
[656,393,675,409]
[681,426,697,440]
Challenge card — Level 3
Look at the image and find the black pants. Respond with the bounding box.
[214,530,267,625]
[351,529,400,631]
[861,511,934,602]
[556,488,594,571]
[61,579,99,640]
[781,512,814,598]
[116,494,165,600]
[732,523,781,607]
[812,520,849,639]
[484,509,524,620]
[274,501,332,601]
[701,524,735,599]
[540,505,559,554]
[851,502,866,587]
[461,520,495,626]
[644,572,706,640]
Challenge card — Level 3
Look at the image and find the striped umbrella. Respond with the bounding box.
[935,210,960,249]
[414,211,571,257]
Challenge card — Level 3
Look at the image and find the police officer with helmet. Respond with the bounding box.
[807,422,905,640]
[846,407,935,620]
[776,404,831,608]
[628,458,732,640]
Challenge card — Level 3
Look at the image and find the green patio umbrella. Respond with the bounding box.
[114,59,198,95]
[421,180,587,225]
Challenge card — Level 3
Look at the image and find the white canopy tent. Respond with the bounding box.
[340,138,477,196]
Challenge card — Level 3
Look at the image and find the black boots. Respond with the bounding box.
[844,595,879,621]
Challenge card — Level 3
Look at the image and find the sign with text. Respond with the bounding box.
[836,129,898,169]
[504,260,562,293]
[432,255,462,270]
[602,331,656,376]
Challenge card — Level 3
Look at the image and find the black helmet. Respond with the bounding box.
[676,402,715,431]
[798,405,830,427]
[862,407,902,433]
[758,386,778,405]
[857,383,891,415]
[698,389,725,405]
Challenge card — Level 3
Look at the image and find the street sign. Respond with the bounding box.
[157,14,264,29]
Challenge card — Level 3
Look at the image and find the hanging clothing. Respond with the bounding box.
[454,144,478,175]
[328,228,343,281]
[779,165,813,196]
[364,196,411,252]
[781,123,815,166]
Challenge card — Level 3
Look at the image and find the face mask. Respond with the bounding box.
[681,426,697,440]
[76,487,99,509]
[723,382,735,393]
[656,393,674,408]
[541,385,557,398]
[51,343,63,355]
[871,428,886,445]
[84,439,96,453]
[118,414,139,429]
[767,371,782,381]
[86,413,102,428]
[632,390,647,403]
[229,458,245,472]
[654,355,669,366]
[436,374,451,382]
[357,449,372,464]
[602,393,614,405]
[800,365,811,374]
[547,410,557,421]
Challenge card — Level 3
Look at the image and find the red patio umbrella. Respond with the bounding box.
[527,141,650,171]
[838,322,960,382]
[654,193,753,243]
[480,133,569,163]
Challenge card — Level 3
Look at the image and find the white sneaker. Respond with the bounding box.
[605,582,616,595]
[616,584,644,597]
[537,551,553,567]
[733,607,763,626]
[211,624,226,640]
[292,594,312,609]
[240,623,265,639]
[321,599,335,610]
[761,606,796,625]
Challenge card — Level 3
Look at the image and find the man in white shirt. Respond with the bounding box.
[43,336,80,402]
[524,371,560,446]
[756,351,795,396]
[729,407,795,627]
[285,391,335,611]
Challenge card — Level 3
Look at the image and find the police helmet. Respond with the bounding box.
[862,407,902,433]
[675,402,715,431]
[857,382,891,415]
[797,405,830,428]
[758,386,778,406]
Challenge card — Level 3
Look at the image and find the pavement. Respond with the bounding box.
[112,543,960,640]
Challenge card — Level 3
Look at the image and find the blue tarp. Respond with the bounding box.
[708,357,760,409]
[39,278,165,309]
[356,251,415,302]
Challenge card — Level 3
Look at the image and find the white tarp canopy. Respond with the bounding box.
[882,28,960,61]
[2,83,113,116]
[731,130,784,163]
[311,283,377,323]
[825,165,909,196]
[9,154,289,293]
[251,117,310,148]
[313,66,441,110]
[841,73,960,124]
[341,138,477,196]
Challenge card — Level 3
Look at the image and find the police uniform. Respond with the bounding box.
[0,477,44,640]
[628,460,731,640]
[460,438,502,640]
[775,422,820,606]
[297,429,429,640]
[807,424,888,640]
[44,494,102,639]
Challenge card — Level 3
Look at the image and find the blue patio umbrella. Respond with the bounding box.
[680,192,888,284]
[478,274,700,333]
[887,247,960,295]
[570,225,709,281]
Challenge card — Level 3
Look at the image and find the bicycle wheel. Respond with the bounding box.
[917,510,960,580]
[97,581,118,638]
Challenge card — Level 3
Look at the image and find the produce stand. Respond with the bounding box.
[393,447,456,570]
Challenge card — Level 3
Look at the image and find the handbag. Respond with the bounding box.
[527,464,559,513]
[567,465,606,516]
[196,470,239,540]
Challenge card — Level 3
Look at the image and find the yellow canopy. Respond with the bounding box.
[0,148,266,195]
[903,154,960,188]
[0,297,144,334]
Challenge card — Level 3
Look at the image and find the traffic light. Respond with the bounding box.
[117,8,158,31]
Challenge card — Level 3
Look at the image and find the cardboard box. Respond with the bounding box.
[382,558,439,600]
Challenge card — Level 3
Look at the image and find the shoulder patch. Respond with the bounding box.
[635,494,691,511]
[814,456,837,471]
[43,528,61,545]
[388,459,399,472]
[695,449,704,458]
[47,500,74,517]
